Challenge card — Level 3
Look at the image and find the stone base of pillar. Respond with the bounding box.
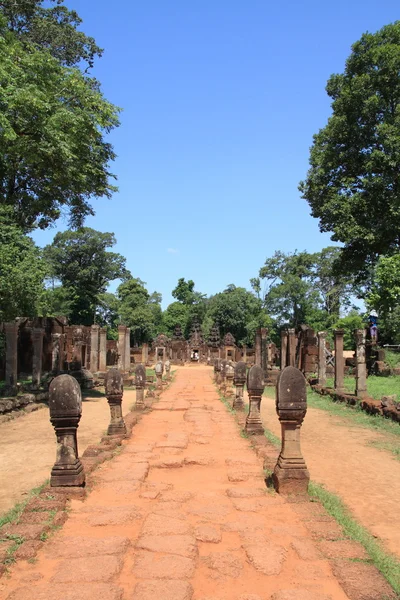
[233,397,244,410]
[244,416,264,435]
[272,459,310,494]
[136,388,145,410]
[107,420,127,436]
[50,460,85,487]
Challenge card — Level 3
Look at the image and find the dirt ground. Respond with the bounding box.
[1,365,357,600]
[0,390,137,515]
[261,388,400,559]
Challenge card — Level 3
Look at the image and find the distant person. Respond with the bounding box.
[369,310,378,344]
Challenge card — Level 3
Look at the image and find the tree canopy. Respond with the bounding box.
[299,22,400,277]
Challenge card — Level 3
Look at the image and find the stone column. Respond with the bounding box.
[245,365,265,435]
[214,358,221,385]
[135,364,146,410]
[165,359,171,381]
[261,327,268,375]
[255,328,262,367]
[225,362,234,398]
[51,333,62,374]
[233,361,246,410]
[99,327,107,371]
[317,331,327,386]
[117,325,126,371]
[90,324,100,373]
[243,346,247,363]
[273,366,309,494]
[4,321,18,395]
[334,329,345,393]
[125,328,131,372]
[288,328,296,367]
[155,361,163,394]
[49,374,85,487]
[32,328,44,389]
[104,369,126,435]
[280,330,288,370]
[355,329,367,398]
[220,360,227,394]
[142,343,148,365]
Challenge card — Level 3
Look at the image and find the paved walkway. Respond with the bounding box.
[1,367,353,600]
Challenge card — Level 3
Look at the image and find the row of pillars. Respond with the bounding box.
[317,328,367,398]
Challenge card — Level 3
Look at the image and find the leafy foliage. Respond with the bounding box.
[300,22,400,277]
[117,278,162,344]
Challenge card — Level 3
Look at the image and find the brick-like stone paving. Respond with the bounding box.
[0,367,372,599]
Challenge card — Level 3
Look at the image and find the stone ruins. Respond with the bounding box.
[104,368,126,436]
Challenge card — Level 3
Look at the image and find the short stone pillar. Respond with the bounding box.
[135,364,146,409]
[99,327,107,371]
[165,359,171,381]
[117,325,126,371]
[51,333,63,374]
[214,358,221,385]
[317,331,327,387]
[32,327,44,389]
[155,361,164,393]
[142,343,149,365]
[104,368,126,436]
[280,330,288,370]
[49,374,85,487]
[334,329,345,393]
[90,325,100,373]
[261,328,268,376]
[220,360,227,394]
[125,328,131,372]
[288,328,296,367]
[4,321,18,395]
[225,361,235,398]
[355,329,367,398]
[255,329,262,367]
[245,365,265,435]
[273,366,309,494]
[233,361,246,409]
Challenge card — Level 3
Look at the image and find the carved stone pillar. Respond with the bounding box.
[117,325,126,371]
[125,328,131,372]
[334,329,345,393]
[233,361,246,410]
[255,329,262,367]
[214,358,221,385]
[90,324,100,373]
[49,374,85,487]
[273,366,309,494]
[261,327,268,376]
[142,343,148,365]
[99,327,107,371]
[135,364,146,410]
[220,360,227,394]
[225,362,234,398]
[245,365,264,435]
[51,333,62,374]
[280,330,288,370]
[288,328,296,367]
[32,328,44,389]
[317,331,327,386]
[355,329,367,398]
[4,321,18,395]
[155,360,163,394]
[165,359,171,381]
[105,368,126,435]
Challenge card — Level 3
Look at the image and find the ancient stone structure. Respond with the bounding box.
[117,325,126,372]
[355,328,367,398]
[51,333,63,374]
[155,360,164,392]
[334,329,345,394]
[225,361,235,398]
[280,329,288,370]
[31,327,44,389]
[104,368,126,436]
[153,333,169,363]
[171,326,186,363]
[90,325,100,373]
[298,326,318,375]
[49,374,85,487]
[317,331,327,386]
[165,359,171,381]
[273,366,309,494]
[135,364,146,409]
[233,361,246,409]
[220,359,227,394]
[245,365,264,435]
[125,328,131,372]
[208,323,221,362]
[255,328,262,367]
[214,358,221,385]
[4,321,18,395]
[288,328,297,367]
[99,327,107,371]
[223,332,236,362]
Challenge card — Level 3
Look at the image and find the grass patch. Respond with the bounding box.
[0,481,48,529]
[368,439,400,461]
[309,481,400,595]
[325,375,400,402]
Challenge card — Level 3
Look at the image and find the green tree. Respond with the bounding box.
[312,246,353,323]
[117,278,162,344]
[0,225,47,320]
[366,253,400,343]
[44,228,129,325]
[0,11,120,230]
[299,22,400,277]
[334,311,365,350]
[161,301,190,337]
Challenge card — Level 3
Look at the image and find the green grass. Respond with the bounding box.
[325,374,400,402]
[0,481,48,529]
[368,439,400,461]
[309,481,400,596]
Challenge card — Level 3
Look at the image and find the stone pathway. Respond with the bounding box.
[1,367,357,599]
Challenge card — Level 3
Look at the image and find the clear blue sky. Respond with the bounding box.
[33,1,400,308]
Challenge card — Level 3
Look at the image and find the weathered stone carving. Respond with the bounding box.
[317,331,327,386]
[273,366,309,494]
[104,368,126,436]
[165,359,171,381]
[214,358,221,385]
[245,365,264,435]
[135,364,146,409]
[220,359,227,394]
[155,360,164,392]
[225,361,235,398]
[233,361,246,409]
[49,374,85,487]
[334,329,345,393]
[355,328,367,398]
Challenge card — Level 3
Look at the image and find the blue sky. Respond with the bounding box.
[33,1,400,308]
